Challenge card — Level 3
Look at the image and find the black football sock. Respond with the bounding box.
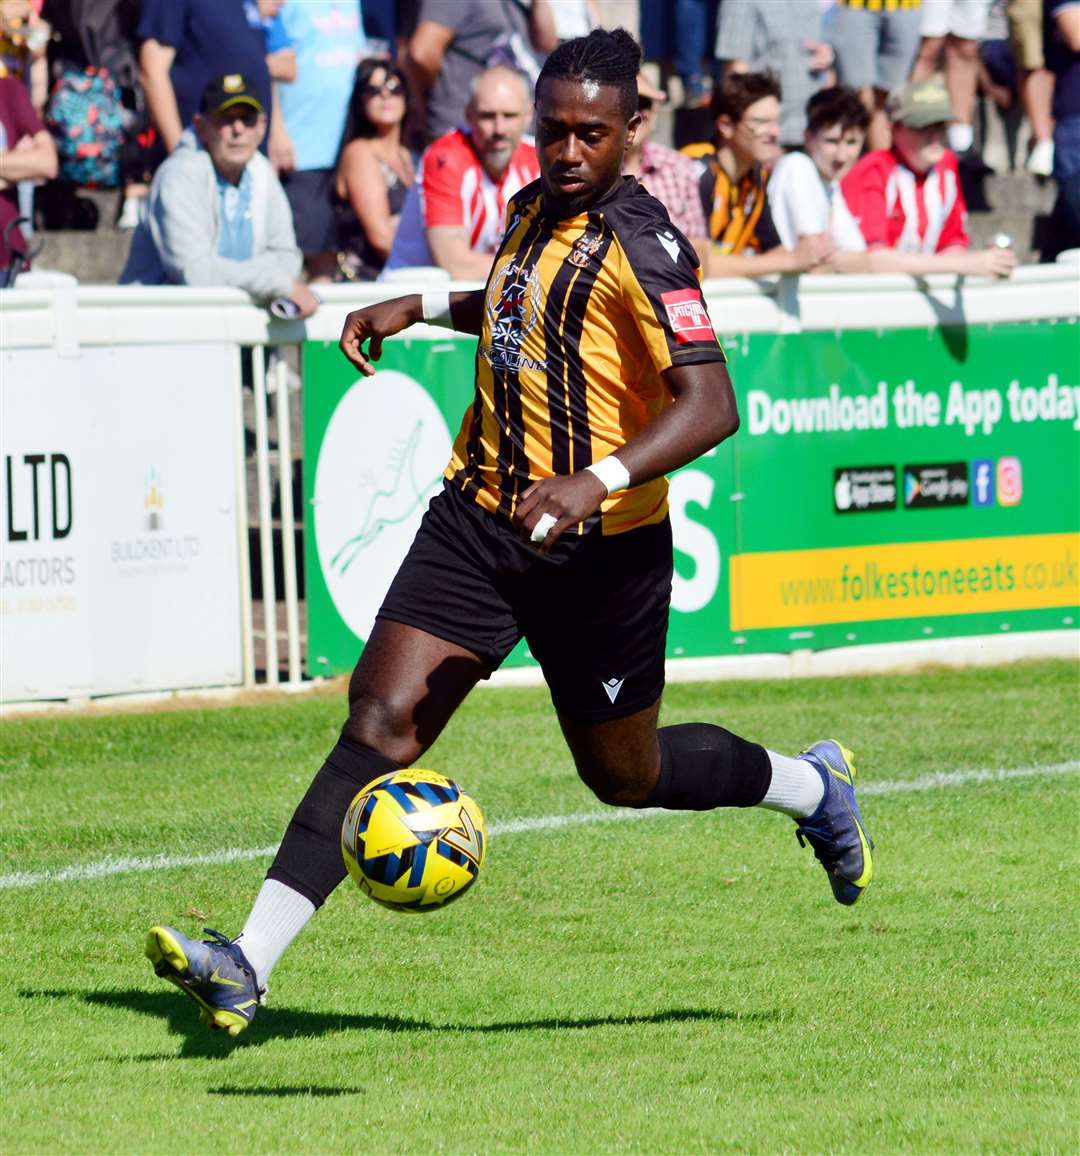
[649,723,772,810]
[266,736,399,907]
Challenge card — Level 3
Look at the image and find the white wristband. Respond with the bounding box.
[421,291,454,328]
[585,454,631,495]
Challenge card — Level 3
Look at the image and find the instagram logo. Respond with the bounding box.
[997,456,1022,506]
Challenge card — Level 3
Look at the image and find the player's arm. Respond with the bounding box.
[513,361,738,551]
[338,289,485,375]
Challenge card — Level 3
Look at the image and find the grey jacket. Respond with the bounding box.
[120,128,301,298]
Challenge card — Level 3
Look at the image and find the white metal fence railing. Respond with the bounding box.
[1,262,1077,704]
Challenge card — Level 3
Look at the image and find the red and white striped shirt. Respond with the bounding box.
[841,147,969,253]
[383,128,539,272]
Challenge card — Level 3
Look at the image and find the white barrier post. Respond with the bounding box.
[233,345,255,687]
[273,355,302,685]
[252,347,279,685]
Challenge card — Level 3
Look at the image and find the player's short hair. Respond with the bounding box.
[536,28,642,121]
[711,71,782,124]
[805,85,870,136]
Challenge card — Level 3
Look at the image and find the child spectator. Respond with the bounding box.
[334,58,415,280]
[767,86,869,254]
[841,75,1017,274]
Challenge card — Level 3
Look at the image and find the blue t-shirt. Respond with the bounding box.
[137,0,272,139]
[216,167,255,260]
[278,1,367,172]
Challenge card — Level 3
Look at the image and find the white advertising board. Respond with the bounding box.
[1,343,243,701]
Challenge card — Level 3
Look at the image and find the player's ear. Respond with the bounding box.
[625,110,642,149]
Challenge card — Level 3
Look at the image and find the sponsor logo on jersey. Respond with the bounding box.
[660,288,714,344]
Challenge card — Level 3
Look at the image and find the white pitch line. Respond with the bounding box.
[1,760,1077,891]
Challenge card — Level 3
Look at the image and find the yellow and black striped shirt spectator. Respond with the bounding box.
[696,155,780,255]
[445,177,726,536]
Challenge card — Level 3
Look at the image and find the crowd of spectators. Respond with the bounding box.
[0,0,1077,295]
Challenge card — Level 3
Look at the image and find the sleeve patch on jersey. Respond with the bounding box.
[661,288,715,344]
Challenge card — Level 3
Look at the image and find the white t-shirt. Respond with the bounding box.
[767,150,866,252]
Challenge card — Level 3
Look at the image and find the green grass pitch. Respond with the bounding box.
[2,659,1078,1154]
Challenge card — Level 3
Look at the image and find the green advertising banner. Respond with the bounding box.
[304,319,1079,677]
[720,318,1079,654]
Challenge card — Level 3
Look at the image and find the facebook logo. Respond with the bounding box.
[972,459,994,507]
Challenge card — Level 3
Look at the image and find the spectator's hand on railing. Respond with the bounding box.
[339,295,423,377]
[966,246,1018,279]
[291,282,321,319]
[786,234,835,274]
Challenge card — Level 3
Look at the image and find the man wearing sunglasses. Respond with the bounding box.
[121,73,318,317]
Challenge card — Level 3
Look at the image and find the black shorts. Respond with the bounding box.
[281,168,336,255]
[377,483,673,721]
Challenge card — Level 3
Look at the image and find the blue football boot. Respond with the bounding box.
[795,740,875,905]
[145,926,262,1036]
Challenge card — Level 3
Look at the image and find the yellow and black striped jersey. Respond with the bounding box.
[445,176,726,536]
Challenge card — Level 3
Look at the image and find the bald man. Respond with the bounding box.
[382,67,540,280]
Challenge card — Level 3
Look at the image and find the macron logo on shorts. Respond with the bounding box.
[661,289,714,344]
[601,677,625,703]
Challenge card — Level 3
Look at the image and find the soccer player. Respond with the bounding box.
[145,29,875,1037]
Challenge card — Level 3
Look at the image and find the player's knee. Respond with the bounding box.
[575,757,656,809]
[341,688,419,765]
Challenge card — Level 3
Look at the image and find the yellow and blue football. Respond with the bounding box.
[341,769,486,912]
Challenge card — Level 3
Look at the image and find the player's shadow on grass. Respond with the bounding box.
[19,988,778,1061]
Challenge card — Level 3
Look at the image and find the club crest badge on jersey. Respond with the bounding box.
[482,258,548,371]
[568,233,603,268]
[660,289,715,344]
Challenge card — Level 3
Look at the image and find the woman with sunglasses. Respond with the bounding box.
[334,59,415,281]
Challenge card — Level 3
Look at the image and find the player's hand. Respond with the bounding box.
[513,471,608,554]
[339,295,422,376]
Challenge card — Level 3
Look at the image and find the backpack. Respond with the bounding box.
[46,64,125,187]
